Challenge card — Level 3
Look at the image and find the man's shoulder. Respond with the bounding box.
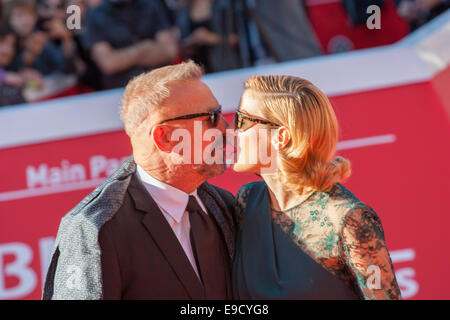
[202,182,234,203]
[43,158,136,300]
[199,182,236,224]
[200,182,234,209]
[56,157,136,242]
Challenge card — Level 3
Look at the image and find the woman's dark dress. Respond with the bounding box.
[232,181,401,300]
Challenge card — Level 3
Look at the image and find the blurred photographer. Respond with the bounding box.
[83,0,179,89]
[5,0,74,75]
[396,0,450,31]
[0,23,41,106]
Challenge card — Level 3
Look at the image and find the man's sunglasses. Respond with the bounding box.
[158,106,222,127]
[234,110,279,131]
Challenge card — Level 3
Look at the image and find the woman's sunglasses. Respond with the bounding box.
[158,106,222,127]
[234,110,279,131]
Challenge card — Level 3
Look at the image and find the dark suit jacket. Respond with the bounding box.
[99,172,236,299]
[42,157,235,300]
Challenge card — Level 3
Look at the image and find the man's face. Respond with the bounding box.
[156,79,228,180]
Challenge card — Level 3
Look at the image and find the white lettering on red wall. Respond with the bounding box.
[25,155,129,189]
[0,240,418,300]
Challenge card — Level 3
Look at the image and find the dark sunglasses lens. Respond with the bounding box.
[235,113,242,129]
[211,110,219,126]
[235,113,252,131]
[241,119,251,131]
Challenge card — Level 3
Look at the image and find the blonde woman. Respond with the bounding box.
[230,75,401,300]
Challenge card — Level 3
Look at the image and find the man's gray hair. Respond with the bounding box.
[120,60,204,136]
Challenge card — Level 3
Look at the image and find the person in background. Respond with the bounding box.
[83,0,179,90]
[341,0,385,26]
[0,0,12,16]
[396,0,450,31]
[174,0,250,73]
[0,23,25,106]
[62,0,102,90]
[36,0,66,27]
[0,22,43,106]
[5,0,74,75]
[36,0,77,63]
[242,0,322,63]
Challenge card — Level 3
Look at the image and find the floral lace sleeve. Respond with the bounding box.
[234,184,252,230]
[339,206,402,300]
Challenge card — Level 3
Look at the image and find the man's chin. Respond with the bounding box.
[196,163,226,180]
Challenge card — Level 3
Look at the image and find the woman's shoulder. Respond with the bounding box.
[235,181,265,209]
[324,183,383,233]
[234,181,266,227]
[236,180,265,198]
[324,183,369,210]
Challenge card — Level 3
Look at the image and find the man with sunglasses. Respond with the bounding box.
[43,61,236,300]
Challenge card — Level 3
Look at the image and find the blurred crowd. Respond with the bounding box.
[395,0,449,30]
[0,0,448,106]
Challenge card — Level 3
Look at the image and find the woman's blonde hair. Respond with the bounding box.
[244,75,351,194]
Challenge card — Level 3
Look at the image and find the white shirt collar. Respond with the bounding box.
[136,165,202,223]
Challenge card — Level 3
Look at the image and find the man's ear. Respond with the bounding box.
[152,125,176,152]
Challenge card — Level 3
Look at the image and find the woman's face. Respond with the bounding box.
[0,34,16,67]
[230,90,279,175]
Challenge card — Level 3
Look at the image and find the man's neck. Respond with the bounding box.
[137,163,204,194]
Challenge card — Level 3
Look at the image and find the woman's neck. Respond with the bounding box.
[261,172,314,212]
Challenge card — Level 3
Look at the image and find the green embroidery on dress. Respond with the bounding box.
[236,181,402,300]
[322,232,338,256]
